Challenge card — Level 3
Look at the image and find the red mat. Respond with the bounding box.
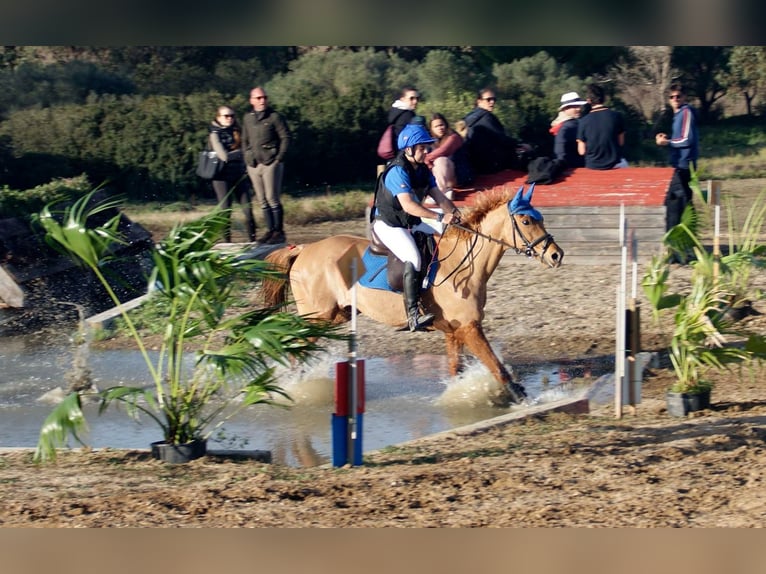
[454,167,673,208]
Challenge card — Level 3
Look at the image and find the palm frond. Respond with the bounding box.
[34,392,89,463]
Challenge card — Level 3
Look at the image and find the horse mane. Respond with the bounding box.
[443,187,514,240]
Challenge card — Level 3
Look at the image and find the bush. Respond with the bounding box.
[0,174,91,218]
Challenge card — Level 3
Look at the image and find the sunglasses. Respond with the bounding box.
[220,114,234,118]
[482,97,497,102]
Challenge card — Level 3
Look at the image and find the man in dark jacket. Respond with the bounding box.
[656,82,699,232]
[242,86,290,244]
[462,88,527,175]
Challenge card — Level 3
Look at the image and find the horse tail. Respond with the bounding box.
[262,245,303,308]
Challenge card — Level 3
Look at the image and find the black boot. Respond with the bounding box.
[266,205,286,244]
[258,207,275,243]
[403,262,434,332]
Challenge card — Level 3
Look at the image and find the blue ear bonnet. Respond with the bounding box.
[508,183,543,221]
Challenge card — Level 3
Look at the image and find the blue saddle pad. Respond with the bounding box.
[357,247,438,293]
[359,248,395,292]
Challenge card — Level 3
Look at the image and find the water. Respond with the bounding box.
[0,334,609,466]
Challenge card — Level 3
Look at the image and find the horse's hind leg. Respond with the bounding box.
[455,321,527,406]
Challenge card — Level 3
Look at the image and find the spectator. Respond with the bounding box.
[549,91,587,168]
[463,88,531,175]
[388,87,421,144]
[424,113,473,200]
[577,83,628,170]
[208,105,256,243]
[242,86,290,244]
[656,83,699,231]
[372,124,461,332]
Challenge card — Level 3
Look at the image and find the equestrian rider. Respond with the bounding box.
[372,123,461,332]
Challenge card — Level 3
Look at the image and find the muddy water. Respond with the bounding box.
[0,334,608,466]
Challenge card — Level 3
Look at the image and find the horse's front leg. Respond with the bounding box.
[444,331,463,377]
[455,321,527,406]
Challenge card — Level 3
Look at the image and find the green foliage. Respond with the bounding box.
[0,47,762,198]
[642,195,766,394]
[0,174,91,218]
[491,52,589,153]
[34,392,89,462]
[33,190,346,461]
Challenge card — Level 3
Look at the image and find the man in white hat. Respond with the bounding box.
[549,91,587,168]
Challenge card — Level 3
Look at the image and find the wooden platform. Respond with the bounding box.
[453,167,673,265]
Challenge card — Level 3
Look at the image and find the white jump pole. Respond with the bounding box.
[615,204,627,419]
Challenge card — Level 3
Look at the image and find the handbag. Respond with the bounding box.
[376,124,395,161]
[196,150,222,179]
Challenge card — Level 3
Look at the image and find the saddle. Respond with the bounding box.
[368,227,436,293]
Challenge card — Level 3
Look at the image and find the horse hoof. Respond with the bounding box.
[509,382,527,401]
[489,382,526,407]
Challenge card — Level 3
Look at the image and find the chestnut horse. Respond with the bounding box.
[263,185,564,406]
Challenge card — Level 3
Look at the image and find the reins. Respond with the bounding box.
[427,208,556,287]
[451,212,554,259]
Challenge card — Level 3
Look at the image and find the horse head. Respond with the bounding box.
[507,183,564,268]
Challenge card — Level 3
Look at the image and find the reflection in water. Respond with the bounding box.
[0,335,610,467]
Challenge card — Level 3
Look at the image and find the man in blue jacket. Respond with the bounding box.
[656,83,699,231]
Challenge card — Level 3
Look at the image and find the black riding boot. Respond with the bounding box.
[258,207,275,243]
[267,204,286,244]
[403,262,434,332]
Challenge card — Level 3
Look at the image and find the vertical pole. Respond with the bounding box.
[627,230,641,412]
[615,204,626,419]
[710,180,721,286]
[347,258,358,465]
[332,250,365,467]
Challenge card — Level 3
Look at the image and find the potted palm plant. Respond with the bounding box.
[664,268,750,416]
[643,200,766,417]
[33,190,344,463]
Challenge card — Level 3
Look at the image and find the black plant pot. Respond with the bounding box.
[666,389,711,417]
[151,439,207,464]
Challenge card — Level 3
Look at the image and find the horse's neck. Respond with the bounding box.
[440,209,507,281]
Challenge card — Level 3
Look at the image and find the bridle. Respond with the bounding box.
[451,203,555,259]
[429,202,555,285]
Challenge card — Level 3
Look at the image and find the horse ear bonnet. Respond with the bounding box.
[508,183,543,221]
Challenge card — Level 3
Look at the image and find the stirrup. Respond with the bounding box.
[408,312,434,332]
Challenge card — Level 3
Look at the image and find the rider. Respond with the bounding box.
[372,123,461,332]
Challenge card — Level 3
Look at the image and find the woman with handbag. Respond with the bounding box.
[208,106,256,243]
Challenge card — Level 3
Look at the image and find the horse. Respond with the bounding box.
[263,184,564,407]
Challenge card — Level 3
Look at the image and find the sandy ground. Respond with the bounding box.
[2,180,766,527]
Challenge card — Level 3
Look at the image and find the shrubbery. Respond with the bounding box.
[0,47,763,202]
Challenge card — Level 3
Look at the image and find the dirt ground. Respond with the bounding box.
[2,179,766,527]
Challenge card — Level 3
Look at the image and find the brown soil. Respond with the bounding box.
[2,179,766,527]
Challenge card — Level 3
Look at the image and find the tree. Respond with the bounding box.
[672,46,731,122]
[492,52,589,153]
[727,46,766,116]
[609,46,676,129]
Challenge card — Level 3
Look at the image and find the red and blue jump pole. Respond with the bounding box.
[332,359,365,466]
[332,254,366,467]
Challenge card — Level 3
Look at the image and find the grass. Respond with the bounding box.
[697,116,766,180]
[124,187,370,226]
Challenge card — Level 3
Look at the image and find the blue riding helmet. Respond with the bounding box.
[397,123,436,150]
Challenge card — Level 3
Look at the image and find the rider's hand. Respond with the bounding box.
[442,210,460,225]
